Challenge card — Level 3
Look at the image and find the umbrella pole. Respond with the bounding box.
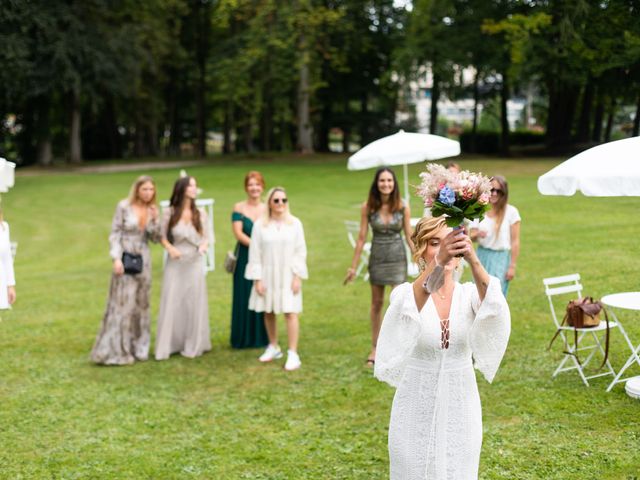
[403,163,409,205]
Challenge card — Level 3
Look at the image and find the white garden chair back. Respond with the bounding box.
[160,198,215,274]
[344,220,370,281]
[543,273,619,387]
[10,241,17,259]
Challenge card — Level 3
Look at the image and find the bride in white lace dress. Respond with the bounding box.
[375,216,510,480]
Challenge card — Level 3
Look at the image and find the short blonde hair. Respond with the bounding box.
[411,216,447,263]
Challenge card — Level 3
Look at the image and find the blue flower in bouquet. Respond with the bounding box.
[438,186,456,206]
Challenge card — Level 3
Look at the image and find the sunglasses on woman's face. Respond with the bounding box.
[490,188,504,195]
[272,198,288,204]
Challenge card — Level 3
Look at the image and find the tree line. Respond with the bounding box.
[1,0,639,165]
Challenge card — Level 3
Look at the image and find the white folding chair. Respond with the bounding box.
[344,220,370,281]
[10,241,17,259]
[543,273,619,387]
[160,198,215,274]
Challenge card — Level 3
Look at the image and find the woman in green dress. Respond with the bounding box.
[230,171,269,348]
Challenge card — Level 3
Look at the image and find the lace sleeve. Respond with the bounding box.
[374,283,422,388]
[468,276,511,383]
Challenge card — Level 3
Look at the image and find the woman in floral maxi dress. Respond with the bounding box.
[91,176,161,365]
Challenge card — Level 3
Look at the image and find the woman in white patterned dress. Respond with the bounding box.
[375,216,510,479]
[245,187,308,371]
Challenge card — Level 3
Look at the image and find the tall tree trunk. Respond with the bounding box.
[500,70,510,155]
[195,1,210,158]
[260,87,273,151]
[471,70,480,153]
[342,99,351,153]
[360,92,369,145]
[429,69,440,135]
[167,75,181,156]
[35,96,52,166]
[591,89,604,142]
[604,98,616,143]
[223,101,233,154]
[317,101,331,153]
[575,79,594,143]
[148,120,159,157]
[546,81,578,148]
[296,46,313,154]
[69,88,82,163]
[633,93,640,137]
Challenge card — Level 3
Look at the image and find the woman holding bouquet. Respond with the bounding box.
[375,216,510,479]
[344,167,414,366]
[470,175,520,296]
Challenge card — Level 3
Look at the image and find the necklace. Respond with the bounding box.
[435,288,447,300]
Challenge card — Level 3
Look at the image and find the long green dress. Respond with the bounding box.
[230,212,269,348]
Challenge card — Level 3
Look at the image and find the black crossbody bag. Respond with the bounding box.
[122,252,143,275]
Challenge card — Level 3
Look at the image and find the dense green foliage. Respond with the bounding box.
[0,1,639,161]
[1,156,639,478]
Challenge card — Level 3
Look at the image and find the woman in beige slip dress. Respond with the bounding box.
[155,176,211,360]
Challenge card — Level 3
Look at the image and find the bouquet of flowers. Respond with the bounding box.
[417,164,492,227]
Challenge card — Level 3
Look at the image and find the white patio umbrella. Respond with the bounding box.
[347,130,461,203]
[0,158,16,194]
[537,136,640,196]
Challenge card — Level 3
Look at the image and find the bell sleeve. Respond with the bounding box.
[291,219,308,280]
[245,220,263,280]
[467,276,511,383]
[374,283,422,388]
[108,201,126,261]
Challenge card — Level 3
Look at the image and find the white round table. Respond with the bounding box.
[601,292,640,311]
[601,292,640,391]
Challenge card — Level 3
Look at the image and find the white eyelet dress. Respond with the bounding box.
[375,278,510,479]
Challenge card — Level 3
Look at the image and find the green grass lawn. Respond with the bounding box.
[1,154,639,479]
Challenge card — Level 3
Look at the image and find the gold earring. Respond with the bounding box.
[418,257,426,271]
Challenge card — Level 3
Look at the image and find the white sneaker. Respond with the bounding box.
[284,350,301,371]
[259,344,283,363]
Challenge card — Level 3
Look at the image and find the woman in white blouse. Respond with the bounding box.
[245,187,308,371]
[470,175,520,296]
[375,216,510,480]
[0,218,16,309]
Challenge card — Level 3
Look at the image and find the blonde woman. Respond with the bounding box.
[375,216,510,479]
[470,175,521,296]
[91,176,161,365]
[245,187,308,371]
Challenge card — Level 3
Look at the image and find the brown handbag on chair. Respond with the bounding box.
[548,297,610,368]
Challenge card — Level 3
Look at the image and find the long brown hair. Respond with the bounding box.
[127,175,157,206]
[491,175,509,234]
[367,167,402,214]
[167,176,202,243]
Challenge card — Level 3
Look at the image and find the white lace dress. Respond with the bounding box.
[375,277,510,480]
